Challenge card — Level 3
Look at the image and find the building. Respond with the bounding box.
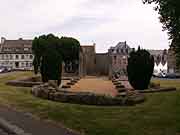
[0,37,175,78]
[148,49,168,65]
[167,46,180,73]
[0,37,34,70]
[79,44,109,77]
[108,41,133,77]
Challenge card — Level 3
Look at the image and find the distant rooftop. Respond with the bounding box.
[0,37,32,54]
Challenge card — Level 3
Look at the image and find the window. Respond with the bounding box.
[26,62,29,67]
[10,55,13,59]
[24,48,29,51]
[121,49,124,53]
[2,55,4,60]
[21,62,24,67]
[21,55,24,59]
[117,49,119,53]
[30,55,33,59]
[5,54,8,59]
[30,62,32,67]
[114,56,117,64]
[16,55,19,59]
[123,58,127,64]
[126,49,128,54]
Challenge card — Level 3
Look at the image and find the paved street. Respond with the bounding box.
[0,128,9,135]
[0,106,79,135]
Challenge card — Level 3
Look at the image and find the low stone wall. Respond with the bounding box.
[6,76,80,88]
[31,83,145,106]
[138,87,177,93]
[6,81,42,87]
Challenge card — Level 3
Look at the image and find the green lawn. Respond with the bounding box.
[0,72,179,135]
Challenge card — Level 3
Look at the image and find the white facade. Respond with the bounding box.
[0,53,34,70]
[0,37,33,70]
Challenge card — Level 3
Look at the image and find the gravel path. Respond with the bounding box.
[70,76,118,97]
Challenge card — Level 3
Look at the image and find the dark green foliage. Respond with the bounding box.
[60,37,81,73]
[127,47,154,90]
[143,0,180,68]
[32,34,81,86]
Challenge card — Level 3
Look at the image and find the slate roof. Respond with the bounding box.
[109,41,132,54]
[0,38,32,54]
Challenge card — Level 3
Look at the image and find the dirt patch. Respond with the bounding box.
[69,76,118,97]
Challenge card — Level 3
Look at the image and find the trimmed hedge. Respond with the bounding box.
[127,48,154,90]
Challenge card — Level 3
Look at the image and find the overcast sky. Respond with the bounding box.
[0,0,169,52]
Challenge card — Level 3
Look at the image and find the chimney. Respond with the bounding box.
[1,37,6,44]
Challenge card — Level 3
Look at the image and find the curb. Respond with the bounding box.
[0,118,32,135]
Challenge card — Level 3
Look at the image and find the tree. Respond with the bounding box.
[60,37,81,73]
[32,34,63,86]
[32,34,81,86]
[142,0,180,68]
[127,47,154,90]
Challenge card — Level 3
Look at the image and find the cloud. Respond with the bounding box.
[0,0,169,52]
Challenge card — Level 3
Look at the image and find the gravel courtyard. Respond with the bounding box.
[69,76,118,97]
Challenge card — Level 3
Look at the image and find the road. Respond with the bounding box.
[0,128,9,135]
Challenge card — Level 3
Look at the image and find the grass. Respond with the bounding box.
[0,72,179,135]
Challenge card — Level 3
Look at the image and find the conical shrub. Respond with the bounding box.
[127,47,154,90]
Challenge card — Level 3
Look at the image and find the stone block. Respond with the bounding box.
[117,88,127,92]
[116,85,125,89]
[61,85,71,89]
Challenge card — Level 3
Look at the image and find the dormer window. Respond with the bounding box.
[24,48,29,51]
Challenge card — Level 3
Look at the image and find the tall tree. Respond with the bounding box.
[60,37,81,73]
[143,0,180,68]
[32,34,63,85]
[32,34,81,86]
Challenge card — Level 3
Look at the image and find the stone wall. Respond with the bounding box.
[95,53,109,76]
[81,45,96,76]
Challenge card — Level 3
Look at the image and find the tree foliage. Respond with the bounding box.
[60,37,81,73]
[143,0,180,67]
[32,34,81,86]
[127,47,154,90]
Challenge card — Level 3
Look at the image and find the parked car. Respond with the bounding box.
[165,73,180,78]
[0,66,8,73]
[153,72,167,78]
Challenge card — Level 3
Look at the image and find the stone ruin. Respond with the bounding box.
[31,78,146,106]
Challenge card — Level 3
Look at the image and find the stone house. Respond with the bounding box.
[108,41,133,78]
[0,37,33,70]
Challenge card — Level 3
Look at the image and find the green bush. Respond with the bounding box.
[127,47,154,90]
